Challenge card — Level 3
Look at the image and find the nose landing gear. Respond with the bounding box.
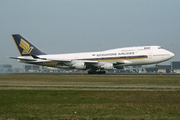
[154,63,158,73]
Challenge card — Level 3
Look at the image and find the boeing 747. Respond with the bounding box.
[10,34,174,74]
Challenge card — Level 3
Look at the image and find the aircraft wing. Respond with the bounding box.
[39,58,99,69]
[29,54,125,66]
[10,55,125,70]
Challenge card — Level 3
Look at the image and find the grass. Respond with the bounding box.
[0,90,180,119]
[0,75,180,86]
[0,75,180,119]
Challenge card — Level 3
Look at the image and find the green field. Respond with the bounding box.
[1,75,180,86]
[0,75,180,119]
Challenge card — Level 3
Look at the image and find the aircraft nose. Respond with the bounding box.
[170,52,175,58]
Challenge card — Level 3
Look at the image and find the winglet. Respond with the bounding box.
[12,34,46,56]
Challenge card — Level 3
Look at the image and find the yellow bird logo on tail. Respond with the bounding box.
[19,39,34,54]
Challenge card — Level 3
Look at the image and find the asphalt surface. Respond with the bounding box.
[2,72,180,76]
[0,84,180,88]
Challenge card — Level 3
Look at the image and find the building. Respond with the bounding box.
[0,64,12,73]
[146,65,171,73]
[158,65,171,73]
[172,61,180,73]
[23,64,40,72]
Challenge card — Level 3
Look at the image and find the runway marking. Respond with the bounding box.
[0,84,180,88]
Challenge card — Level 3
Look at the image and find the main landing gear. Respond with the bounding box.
[88,70,106,74]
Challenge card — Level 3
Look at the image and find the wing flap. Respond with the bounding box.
[84,61,98,64]
[114,61,125,65]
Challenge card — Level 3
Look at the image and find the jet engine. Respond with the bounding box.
[72,62,86,70]
[100,63,114,70]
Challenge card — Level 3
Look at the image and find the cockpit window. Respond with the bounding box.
[158,47,163,49]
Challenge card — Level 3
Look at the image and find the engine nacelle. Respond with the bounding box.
[100,63,114,70]
[72,62,86,70]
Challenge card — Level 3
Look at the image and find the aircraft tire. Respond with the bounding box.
[88,70,96,74]
[88,70,106,74]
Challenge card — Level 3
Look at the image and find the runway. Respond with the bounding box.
[3,72,180,76]
[0,84,180,88]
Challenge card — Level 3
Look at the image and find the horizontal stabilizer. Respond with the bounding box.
[9,57,37,61]
[30,55,39,59]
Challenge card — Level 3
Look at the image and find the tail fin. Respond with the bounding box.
[12,34,46,56]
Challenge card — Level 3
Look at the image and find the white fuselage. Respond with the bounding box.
[17,46,174,70]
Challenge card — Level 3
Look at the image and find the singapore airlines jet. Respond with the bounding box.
[10,34,174,74]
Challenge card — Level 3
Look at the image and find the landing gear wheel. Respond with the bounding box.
[88,70,96,74]
[96,70,106,74]
[88,70,106,74]
[102,71,106,74]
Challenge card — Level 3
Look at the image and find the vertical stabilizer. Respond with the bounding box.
[12,34,46,56]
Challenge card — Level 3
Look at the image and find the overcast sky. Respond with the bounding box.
[1,0,180,68]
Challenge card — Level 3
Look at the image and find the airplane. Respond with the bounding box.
[10,34,174,74]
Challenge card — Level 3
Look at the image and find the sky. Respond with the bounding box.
[0,0,180,68]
